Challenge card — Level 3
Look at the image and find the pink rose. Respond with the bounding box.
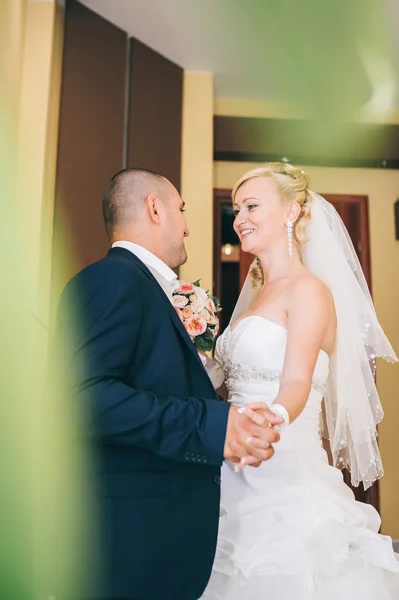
[205,298,216,313]
[175,282,195,295]
[181,306,193,320]
[199,309,213,323]
[185,315,207,337]
[173,294,189,308]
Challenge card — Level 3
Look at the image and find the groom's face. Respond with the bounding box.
[161,185,190,269]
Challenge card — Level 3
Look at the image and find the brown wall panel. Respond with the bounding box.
[127,39,183,190]
[53,0,127,294]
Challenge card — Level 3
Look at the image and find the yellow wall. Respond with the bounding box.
[215,159,399,537]
[215,98,298,120]
[180,73,214,292]
[17,0,64,328]
[0,0,63,331]
[0,0,26,187]
[0,1,26,108]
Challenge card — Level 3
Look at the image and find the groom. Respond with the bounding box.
[55,167,281,600]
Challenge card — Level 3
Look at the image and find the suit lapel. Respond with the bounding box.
[108,248,203,366]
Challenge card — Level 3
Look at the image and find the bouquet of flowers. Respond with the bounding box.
[172,280,222,351]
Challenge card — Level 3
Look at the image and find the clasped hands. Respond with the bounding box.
[224,403,284,472]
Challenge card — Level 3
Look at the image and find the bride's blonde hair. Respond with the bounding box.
[232,162,313,287]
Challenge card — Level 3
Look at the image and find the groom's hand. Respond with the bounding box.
[224,403,283,467]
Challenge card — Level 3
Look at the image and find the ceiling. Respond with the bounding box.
[80,0,399,113]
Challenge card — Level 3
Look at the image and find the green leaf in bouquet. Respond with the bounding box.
[209,296,222,312]
[194,328,215,352]
[179,290,195,297]
[192,279,201,287]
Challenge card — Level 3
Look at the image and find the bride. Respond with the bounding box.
[201,162,399,599]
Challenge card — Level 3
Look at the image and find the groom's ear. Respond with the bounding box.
[146,193,162,224]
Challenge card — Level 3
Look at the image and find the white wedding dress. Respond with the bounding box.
[201,316,399,600]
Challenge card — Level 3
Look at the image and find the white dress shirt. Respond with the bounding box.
[112,241,179,301]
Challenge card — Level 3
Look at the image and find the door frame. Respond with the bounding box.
[323,194,371,288]
[213,188,235,299]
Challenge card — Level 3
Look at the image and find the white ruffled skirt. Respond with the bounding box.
[201,444,399,600]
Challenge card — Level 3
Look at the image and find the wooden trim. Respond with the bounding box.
[395,199,399,240]
[214,116,399,169]
[213,188,232,300]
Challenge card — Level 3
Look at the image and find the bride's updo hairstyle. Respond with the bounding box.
[232,162,313,287]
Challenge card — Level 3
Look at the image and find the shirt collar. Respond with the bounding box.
[111,241,178,283]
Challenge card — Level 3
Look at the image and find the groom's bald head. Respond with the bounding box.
[102,166,189,269]
[102,167,173,239]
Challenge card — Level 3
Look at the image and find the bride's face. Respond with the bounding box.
[233,177,287,255]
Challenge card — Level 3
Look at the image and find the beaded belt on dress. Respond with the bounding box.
[221,356,326,395]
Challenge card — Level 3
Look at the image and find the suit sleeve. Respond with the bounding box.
[55,263,230,467]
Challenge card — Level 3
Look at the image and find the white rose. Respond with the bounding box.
[172,294,189,308]
[194,286,208,300]
[199,309,212,323]
[191,298,206,313]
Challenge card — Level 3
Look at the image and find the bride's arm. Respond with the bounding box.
[198,350,227,396]
[271,277,334,426]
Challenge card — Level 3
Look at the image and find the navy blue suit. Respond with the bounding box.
[55,247,230,600]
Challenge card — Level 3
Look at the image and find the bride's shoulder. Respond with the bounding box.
[287,272,336,343]
[289,271,333,306]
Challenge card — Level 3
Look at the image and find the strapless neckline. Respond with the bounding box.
[228,315,330,361]
[229,315,287,335]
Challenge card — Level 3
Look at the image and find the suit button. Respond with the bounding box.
[213,475,221,485]
[196,454,202,462]
[202,455,208,463]
[185,452,191,461]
